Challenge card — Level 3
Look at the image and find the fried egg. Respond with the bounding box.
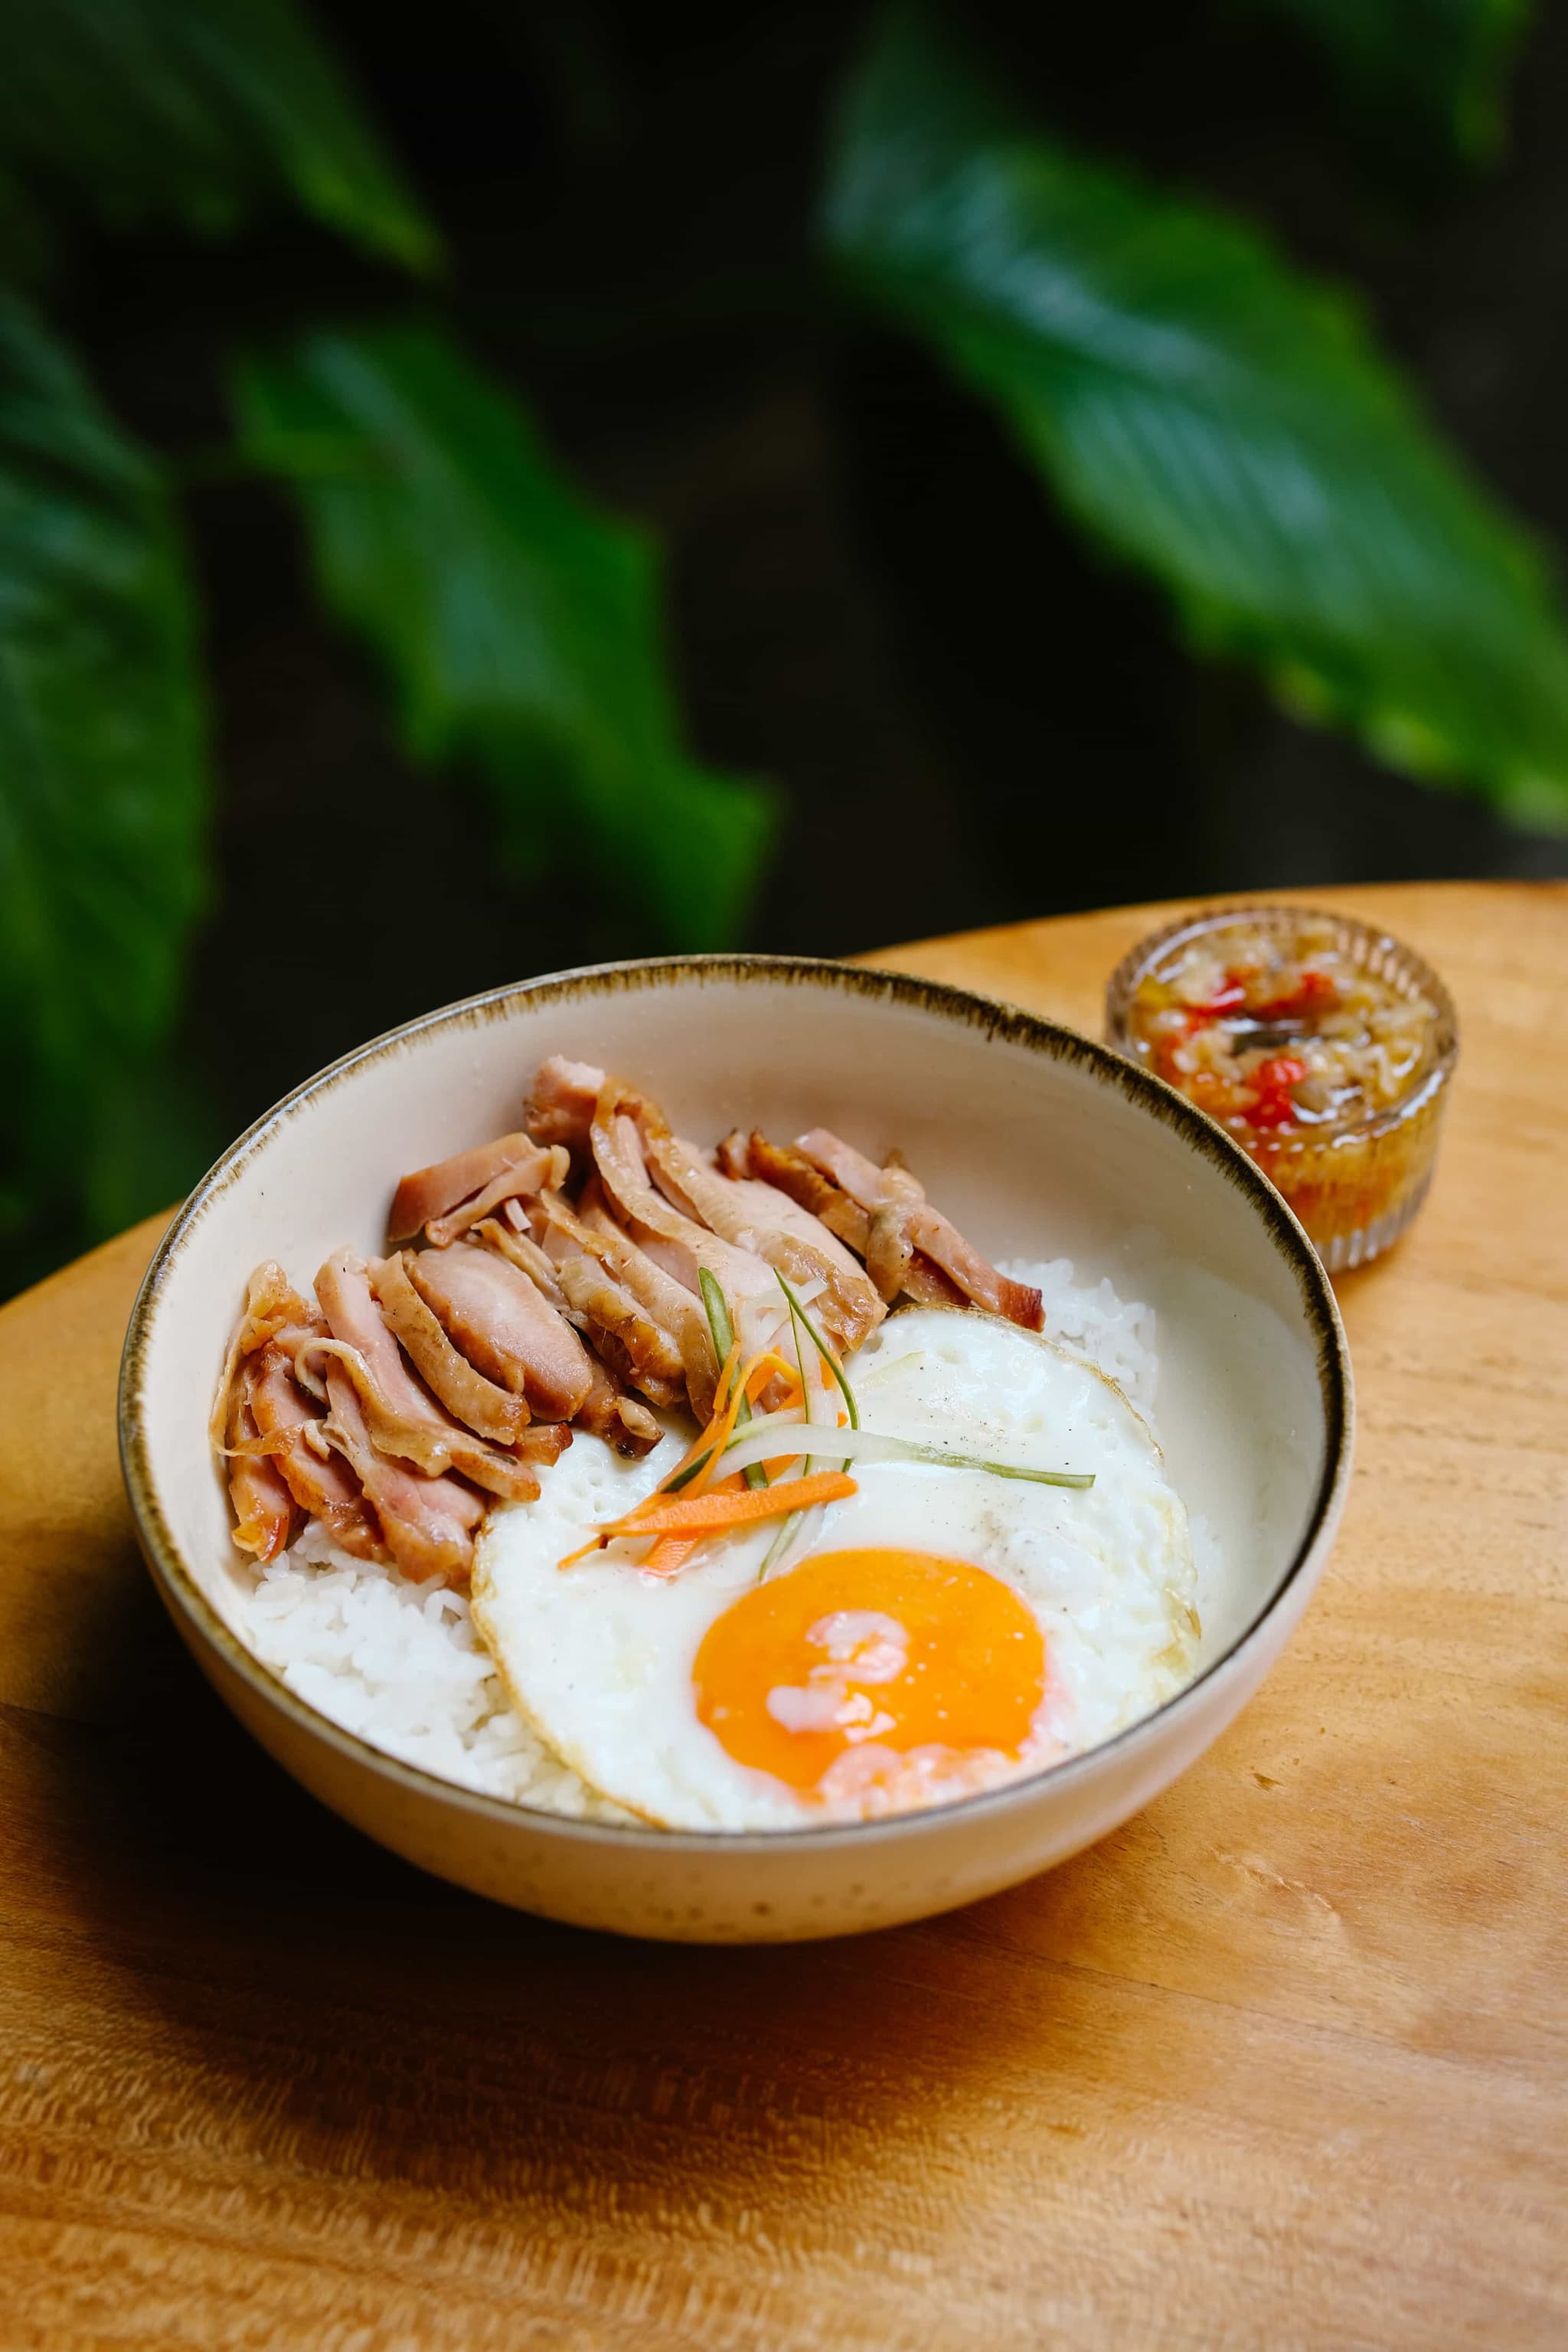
[470,1308,1198,1829]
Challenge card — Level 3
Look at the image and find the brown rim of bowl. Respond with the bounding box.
[119,952,1353,1855]
[1105,903,1460,1148]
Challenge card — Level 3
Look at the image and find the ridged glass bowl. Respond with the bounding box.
[1106,905,1459,1271]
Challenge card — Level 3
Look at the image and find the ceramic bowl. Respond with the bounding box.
[119,956,1352,1942]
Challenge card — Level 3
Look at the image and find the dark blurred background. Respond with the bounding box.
[7,0,1568,1294]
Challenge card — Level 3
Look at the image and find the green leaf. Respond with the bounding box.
[1245,0,1530,161]
[232,322,776,945]
[0,0,437,271]
[824,8,1568,830]
[0,295,209,1259]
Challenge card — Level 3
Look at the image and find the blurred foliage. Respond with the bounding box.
[0,0,1559,1296]
[0,294,206,1270]
[1245,0,1530,158]
[826,9,1568,831]
[233,325,774,946]
[0,0,436,266]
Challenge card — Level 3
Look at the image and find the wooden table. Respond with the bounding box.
[2,882,1564,2351]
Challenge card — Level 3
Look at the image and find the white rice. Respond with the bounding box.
[998,1256,1158,1416]
[244,1516,633,1818]
[237,1257,1161,1815]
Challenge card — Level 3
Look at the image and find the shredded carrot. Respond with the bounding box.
[612,1335,743,1522]
[745,1351,802,1407]
[682,1353,753,1498]
[557,1331,845,1573]
[639,1468,747,1575]
[629,1336,789,1516]
[556,1339,775,1568]
[582,1469,856,1544]
[641,1533,702,1576]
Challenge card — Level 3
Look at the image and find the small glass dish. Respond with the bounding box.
[1106,904,1459,1271]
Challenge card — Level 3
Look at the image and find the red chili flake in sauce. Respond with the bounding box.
[1254,966,1338,1023]
[1247,1054,1307,1129]
[1163,977,1248,1066]
[1181,975,1248,1028]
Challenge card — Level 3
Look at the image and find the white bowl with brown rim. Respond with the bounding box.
[119,956,1352,1942]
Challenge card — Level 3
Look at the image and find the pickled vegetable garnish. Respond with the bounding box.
[1127,917,1436,1149]
[1107,906,1458,1272]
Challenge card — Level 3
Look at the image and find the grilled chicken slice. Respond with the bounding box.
[738,1133,871,1250]
[532,1193,687,1409]
[248,1344,385,1557]
[524,1055,603,1155]
[574,1187,718,1419]
[400,1242,595,1423]
[320,1366,482,1583]
[369,1253,538,1446]
[541,1065,801,1360]
[223,1357,299,1563]
[389,1134,567,1247]
[210,1261,322,1452]
[554,1256,685,1413]
[573,1354,665,1456]
[479,1191,676,1432]
[795,1130,1043,1330]
[741,1132,964,1308]
[590,1088,784,1350]
[472,1211,570,1311]
[642,1127,884,1351]
[220,1063,1044,1573]
[315,1249,539,1498]
[715,1129,751,1181]
[516,1421,573,1468]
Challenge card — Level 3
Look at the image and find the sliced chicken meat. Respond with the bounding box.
[209,1260,322,1451]
[515,1421,573,1468]
[248,1344,385,1558]
[368,1252,539,1449]
[714,1129,752,1181]
[590,1086,785,1355]
[533,1193,688,1409]
[223,1357,299,1563]
[537,1066,804,1357]
[573,1354,664,1457]
[524,1055,603,1156]
[400,1242,595,1423]
[736,1132,871,1250]
[642,1126,884,1351]
[389,1133,567,1247]
[574,1186,719,1419]
[473,1210,570,1311]
[315,1248,539,1498]
[320,1366,483,1583]
[740,1132,964,1308]
[215,1057,1050,1579]
[794,1129,1043,1330]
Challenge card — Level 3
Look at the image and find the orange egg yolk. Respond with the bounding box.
[692,1548,1047,1798]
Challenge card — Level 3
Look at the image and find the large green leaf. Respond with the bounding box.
[1247,0,1530,160]
[232,323,776,946]
[824,8,1568,828]
[0,296,208,1259]
[0,0,436,270]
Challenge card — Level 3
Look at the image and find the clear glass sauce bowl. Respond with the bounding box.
[1106,904,1459,1271]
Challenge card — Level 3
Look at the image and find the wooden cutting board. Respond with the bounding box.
[2,882,1564,2350]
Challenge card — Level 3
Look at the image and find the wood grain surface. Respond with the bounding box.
[2,882,1564,2351]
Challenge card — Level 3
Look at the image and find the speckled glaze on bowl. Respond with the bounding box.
[120,956,1351,1943]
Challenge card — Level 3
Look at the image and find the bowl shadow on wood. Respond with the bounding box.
[33,1577,1171,2231]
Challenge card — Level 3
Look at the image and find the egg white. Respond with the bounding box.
[470,1308,1199,1830]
